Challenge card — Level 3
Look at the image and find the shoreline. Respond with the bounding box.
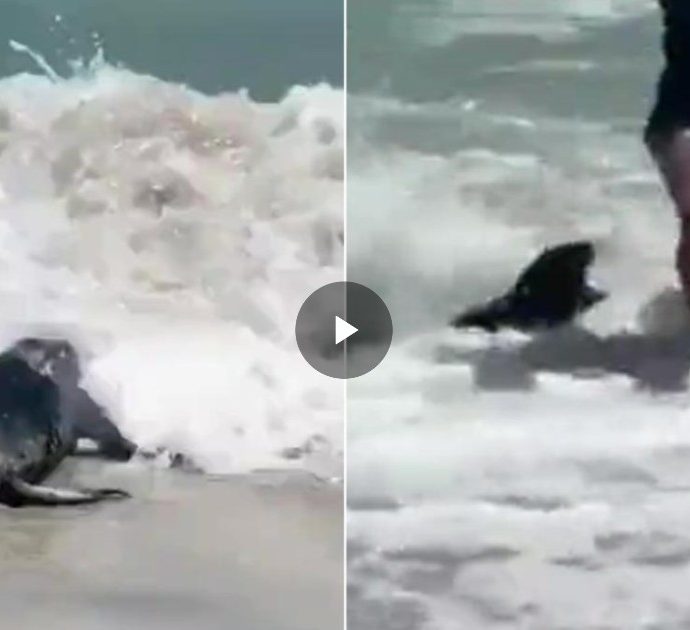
[0,461,343,630]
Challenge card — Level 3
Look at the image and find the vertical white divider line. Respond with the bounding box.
[342,0,349,624]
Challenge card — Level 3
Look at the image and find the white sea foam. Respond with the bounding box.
[347,8,690,625]
[391,0,655,47]
[0,55,343,477]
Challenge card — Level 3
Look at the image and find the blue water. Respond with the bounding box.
[0,0,342,98]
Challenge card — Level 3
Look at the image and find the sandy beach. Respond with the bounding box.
[0,460,343,630]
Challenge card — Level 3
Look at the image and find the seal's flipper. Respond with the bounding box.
[70,389,137,461]
[450,296,510,332]
[451,241,607,332]
[70,431,137,462]
[5,477,129,507]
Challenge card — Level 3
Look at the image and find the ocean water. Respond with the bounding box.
[0,4,344,479]
[346,2,690,629]
[0,4,343,629]
[0,0,342,99]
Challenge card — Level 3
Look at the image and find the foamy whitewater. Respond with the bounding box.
[347,2,690,628]
[0,50,343,478]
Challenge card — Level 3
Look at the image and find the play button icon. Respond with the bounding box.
[335,316,357,345]
[295,281,393,379]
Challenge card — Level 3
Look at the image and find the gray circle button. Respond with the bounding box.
[295,282,393,379]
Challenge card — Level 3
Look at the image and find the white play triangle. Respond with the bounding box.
[335,316,358,345]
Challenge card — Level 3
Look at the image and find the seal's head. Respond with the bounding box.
[11,338,81,385]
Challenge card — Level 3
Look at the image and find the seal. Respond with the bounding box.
[0,337,134,507]
[451,241,607,332]
[12,338,136,461]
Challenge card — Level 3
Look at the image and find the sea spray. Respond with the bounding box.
[0,53,343,478]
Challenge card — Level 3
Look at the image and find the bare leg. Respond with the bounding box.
[679,216,690,298]
[648,130,690,303]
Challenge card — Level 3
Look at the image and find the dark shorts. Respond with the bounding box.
[646,66,690,148]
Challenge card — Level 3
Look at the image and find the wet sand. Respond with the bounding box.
[0,460,343,630]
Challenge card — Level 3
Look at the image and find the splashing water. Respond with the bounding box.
[0,43,343,477]
[347,3,690,629]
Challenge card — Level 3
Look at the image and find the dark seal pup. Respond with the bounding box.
[0,338,134,507]
[451,241,607,332]
[13,338,136,461]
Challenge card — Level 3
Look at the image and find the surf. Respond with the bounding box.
[347,3,689,628]
[0,42,343,479]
